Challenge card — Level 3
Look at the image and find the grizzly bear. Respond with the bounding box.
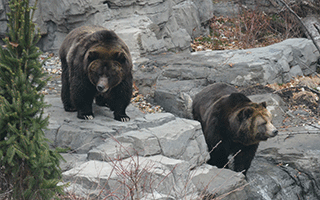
[59,25,133,121]
[192,83,278,174]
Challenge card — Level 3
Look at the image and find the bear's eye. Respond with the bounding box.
[259,122,267,126]
[114,52,127,64]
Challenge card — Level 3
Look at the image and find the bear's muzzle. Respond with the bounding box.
[266,122,278,138]
[97,76,109,93]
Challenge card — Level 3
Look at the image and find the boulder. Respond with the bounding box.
[134,38,320,118]
[246,127,320,200]
[191,164,248,199]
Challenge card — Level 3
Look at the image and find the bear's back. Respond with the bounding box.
[59,26,105,58]
[192,83,238,122]
[59,25,130,63]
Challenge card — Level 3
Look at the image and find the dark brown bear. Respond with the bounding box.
[59,25,133,121]
[192,83,278,174]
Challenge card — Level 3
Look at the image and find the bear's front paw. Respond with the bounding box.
[114,114,130,122]
[64,105,77,112]
[84,115,94,120]
[77,111,94,120]
[78,115,94,120]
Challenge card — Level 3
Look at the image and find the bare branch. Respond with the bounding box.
[314,23,320,35]
[278,0,320,54]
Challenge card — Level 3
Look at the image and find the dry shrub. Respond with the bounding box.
[192,6,303,51]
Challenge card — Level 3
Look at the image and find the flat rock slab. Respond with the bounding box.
[44,95,176,153]
[246,128,320,200]
[44,95,252,199]
[191,164,248,199]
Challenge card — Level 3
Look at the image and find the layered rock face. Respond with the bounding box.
[0,0,214,57]
[135,38,320,118]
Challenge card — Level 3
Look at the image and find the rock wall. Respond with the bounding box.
[1,0,319,58]
[134,38,320,118]
[0,0,214,57]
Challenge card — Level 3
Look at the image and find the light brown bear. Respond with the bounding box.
[59,25,133,121]
[192,83,278,174]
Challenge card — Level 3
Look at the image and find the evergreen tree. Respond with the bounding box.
[0,0,64,199]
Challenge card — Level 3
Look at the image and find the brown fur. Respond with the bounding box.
[59,25,133,121]
[192,83,278,174]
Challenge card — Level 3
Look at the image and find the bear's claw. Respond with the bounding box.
[121,117,130,122]
[84,115,94,120]
[114,113,130,122]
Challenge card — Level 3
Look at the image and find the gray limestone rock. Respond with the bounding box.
[0,0,214,57]
[191,164,248,200]
[44,95,213,199]
[246,130,320,200]
[134,38,319,118]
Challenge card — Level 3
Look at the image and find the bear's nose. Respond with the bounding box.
[272,130,278,136]
[97,85,104,92]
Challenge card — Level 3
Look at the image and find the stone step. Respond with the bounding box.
[87,117,209,168]
[62,156,248,200]
[62,155,194,199]
[44,95,176,153]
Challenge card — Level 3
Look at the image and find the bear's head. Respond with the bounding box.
[85,47,129,93]
[229,96,278,146]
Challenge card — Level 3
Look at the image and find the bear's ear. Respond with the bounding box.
[229,93,251,106]
[260,101,267,108]
[238,107,254,121]
[113,52,127,64]
[94,30,118,41]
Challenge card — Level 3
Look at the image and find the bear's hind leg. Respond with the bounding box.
[61,59,76,112]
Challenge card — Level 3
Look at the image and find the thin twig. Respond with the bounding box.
[279,0,320,54]
[314,24,320,35]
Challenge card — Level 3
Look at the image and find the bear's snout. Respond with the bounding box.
[267,123,278,138]
[96,77,109,93]
[97,85,104,92]
[272,129,278,136]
